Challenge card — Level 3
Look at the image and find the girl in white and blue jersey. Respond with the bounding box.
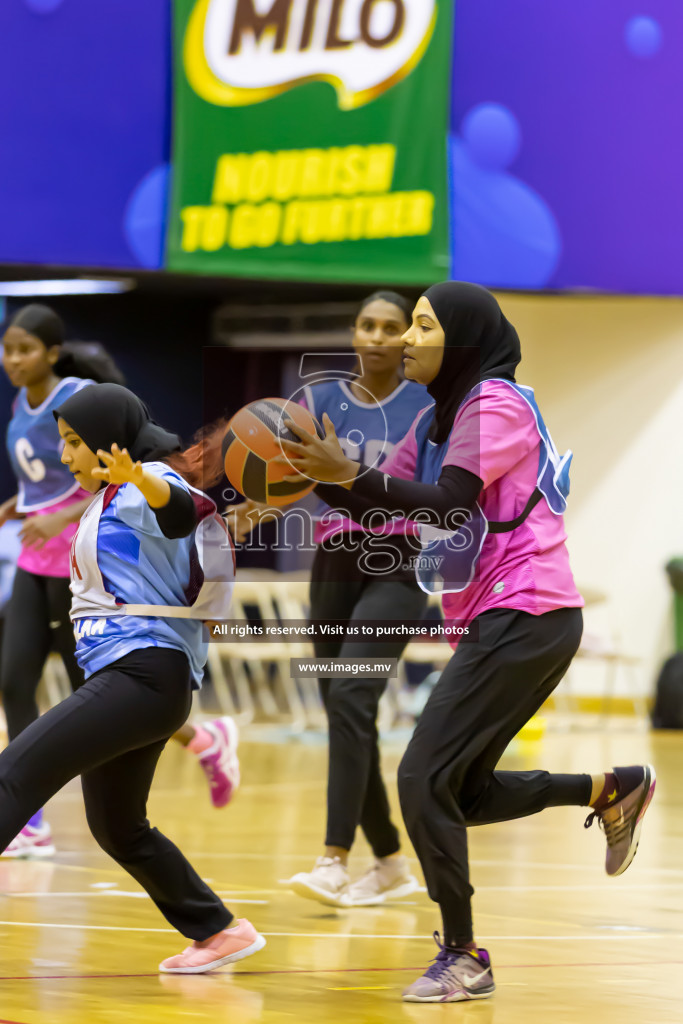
[1,309,238,860]
[0,383,264,975]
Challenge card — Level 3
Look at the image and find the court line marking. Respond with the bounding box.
[3,882,680,897]
[0,960,682,983]
[55,781,325,800]
[44,850,683,879]
[473,883,683,892]
[0,921,676,941]
[25,861,123,877]
[470,860,683,877]
[329,985,391,990]
[3,892,268,905]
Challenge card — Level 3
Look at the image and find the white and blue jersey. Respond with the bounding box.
[7,377,93,512]
[69,462,235,687]
[302,378,431,528]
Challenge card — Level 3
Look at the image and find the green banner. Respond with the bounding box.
[167,0,453,283]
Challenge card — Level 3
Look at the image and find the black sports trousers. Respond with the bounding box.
[0,647,231,940]
[1,567,85,739]
[397,606,587,947]
[310,539,427,857]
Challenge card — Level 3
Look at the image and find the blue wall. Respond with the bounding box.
[0,0,170,269]
[450,1,683,292]
[1,0,683,292]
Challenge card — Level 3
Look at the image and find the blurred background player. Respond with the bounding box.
[232,292,428,906]
[0,304,112,856]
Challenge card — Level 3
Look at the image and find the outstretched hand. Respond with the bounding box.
[279,413,359,488]
[92,444,145,487]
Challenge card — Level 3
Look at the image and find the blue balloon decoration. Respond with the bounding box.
[461,103,521,171]
[23,0,65,12]
[123,164,170,270]
[625,16,662,58]
[449,138,562,289]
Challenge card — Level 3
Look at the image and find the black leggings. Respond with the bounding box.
[1,567,84,740]
[0,647,231,939]
[398,606,586,947]
[310,542,427,857]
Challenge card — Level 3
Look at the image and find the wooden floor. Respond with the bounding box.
[0,721,681,1023]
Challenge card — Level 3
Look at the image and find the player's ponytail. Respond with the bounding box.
[164,419,230,492]
[54,341,126,385]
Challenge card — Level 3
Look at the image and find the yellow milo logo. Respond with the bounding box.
[184,0,437,109]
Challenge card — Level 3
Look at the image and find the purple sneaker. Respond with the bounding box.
[403,934,495,1002]
[584,763,656,876]
[197,717,240,809]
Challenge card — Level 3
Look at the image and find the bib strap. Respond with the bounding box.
[487,488,542,534]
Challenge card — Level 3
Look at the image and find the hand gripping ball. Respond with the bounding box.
[222,397,322,507]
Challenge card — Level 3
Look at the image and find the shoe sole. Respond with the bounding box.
[159,933,266,974]
[609,764,656,877]
[1,844,56,859]
[345,876,422,907]
[288,876,349,908]
[403,985,495,1003]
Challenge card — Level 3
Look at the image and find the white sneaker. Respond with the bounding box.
[346,855,421,906]
[2,822,56,859]
[287,857,350,907]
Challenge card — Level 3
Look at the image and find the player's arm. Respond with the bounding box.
[61,496,93,522]
[281,414,482,528]
[0,495,21,526]
[316,466,482,530]
[19,495,95,550]
[93,445,197,539]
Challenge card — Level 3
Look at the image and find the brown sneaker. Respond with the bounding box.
[584,764,656,876]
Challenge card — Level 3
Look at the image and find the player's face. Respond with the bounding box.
[352,299,408,374]
[402,297,445,385]
[57,417,102,493]
[2,327,59,388]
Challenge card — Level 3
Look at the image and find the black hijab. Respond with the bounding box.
[422,282,521,444]
[54,383,182,463]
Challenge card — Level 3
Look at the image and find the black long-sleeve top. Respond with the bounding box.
[316,464,484,531]
[153,483,198,539]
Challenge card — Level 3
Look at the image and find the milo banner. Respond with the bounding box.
[167,0,453,283]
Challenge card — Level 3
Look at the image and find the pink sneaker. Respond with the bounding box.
[159,918,266,974]
[197,717,240,808]
[2,822,56,859]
